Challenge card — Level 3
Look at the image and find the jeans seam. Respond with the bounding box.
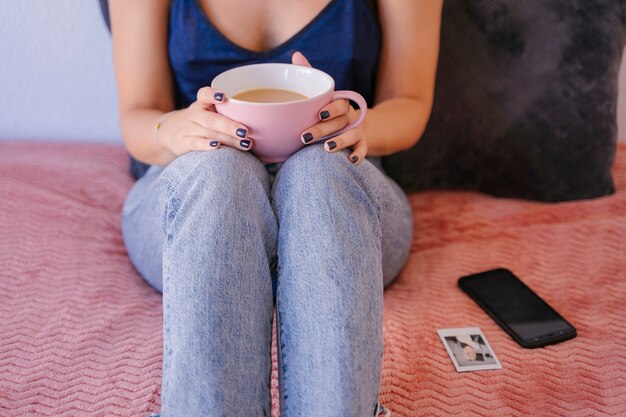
[378,198,402,212]
[158,176,176,235]
[366,167,386,223]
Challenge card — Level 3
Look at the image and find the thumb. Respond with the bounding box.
[291,51,312,67]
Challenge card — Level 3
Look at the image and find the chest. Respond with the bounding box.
[168,0,382,108]
[197,0,332,52]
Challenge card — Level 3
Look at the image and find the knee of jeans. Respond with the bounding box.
[275,144,354,196]
[158,149,270,231]
[161,149,270,201]
[282,143,352,175]
[274,143,380,215]
[161,148,268,191]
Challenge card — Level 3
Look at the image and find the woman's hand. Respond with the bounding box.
[292,51,368,165]
[156,87,253,157]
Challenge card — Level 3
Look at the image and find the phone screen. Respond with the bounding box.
[460,269,575,343]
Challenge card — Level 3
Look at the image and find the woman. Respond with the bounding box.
[110,0,441,415]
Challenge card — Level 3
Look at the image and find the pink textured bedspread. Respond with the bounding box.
[0,142,624,416]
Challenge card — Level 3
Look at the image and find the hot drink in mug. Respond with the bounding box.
[211,63,367,162]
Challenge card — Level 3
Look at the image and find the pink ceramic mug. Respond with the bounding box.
[211,63,367,163]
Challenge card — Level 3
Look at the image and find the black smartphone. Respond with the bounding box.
[458,268,577,348]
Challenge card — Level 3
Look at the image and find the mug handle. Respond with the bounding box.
[316,90,367,142]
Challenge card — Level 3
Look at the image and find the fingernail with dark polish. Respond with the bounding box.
[327,141,337,150]
[214,92,224,102]
[302,132,314,143]
[320,110,330,120]
[210,140,219,147]
[351,155,358,163]
[236,128,247,138]
[240,139,251,149]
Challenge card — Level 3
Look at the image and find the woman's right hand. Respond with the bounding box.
[156,87,253,157]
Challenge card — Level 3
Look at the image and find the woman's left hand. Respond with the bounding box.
[292,51,367,165]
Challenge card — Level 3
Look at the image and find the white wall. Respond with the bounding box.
[0,0,121,143]
[0,1,623,144]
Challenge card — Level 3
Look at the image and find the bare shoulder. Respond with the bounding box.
[375,0,443,104]
[109,0,170,34]
[109,0,173,112]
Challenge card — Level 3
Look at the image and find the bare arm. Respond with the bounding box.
[300,0,442,161]
[109,0,175,165]
[110,0,251,166]
[367,0,443,156]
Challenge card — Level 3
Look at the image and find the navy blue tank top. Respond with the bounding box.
[130,0,382,179]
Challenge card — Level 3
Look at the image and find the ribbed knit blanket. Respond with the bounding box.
[1,142,624,416]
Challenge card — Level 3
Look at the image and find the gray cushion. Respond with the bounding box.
[382,0,626,201]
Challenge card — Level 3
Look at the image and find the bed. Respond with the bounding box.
[1,141,624,416]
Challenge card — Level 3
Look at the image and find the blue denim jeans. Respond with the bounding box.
[121,144,412,417]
